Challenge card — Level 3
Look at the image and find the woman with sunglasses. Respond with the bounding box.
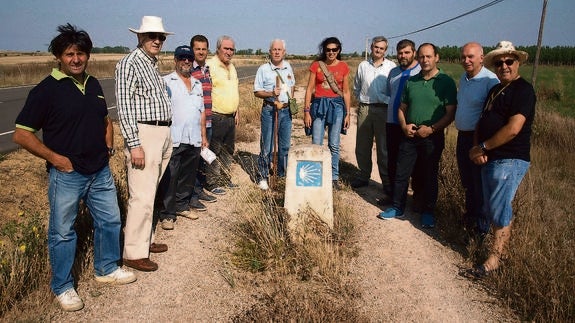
[303,37,351,190]
[466,41,536,278]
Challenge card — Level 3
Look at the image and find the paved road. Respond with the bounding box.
[0,65,269,154]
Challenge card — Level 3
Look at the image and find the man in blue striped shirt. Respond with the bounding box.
[115,16,173,272]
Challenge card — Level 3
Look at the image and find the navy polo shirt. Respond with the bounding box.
[15,69,109,174]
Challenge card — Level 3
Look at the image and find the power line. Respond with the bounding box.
[388,0,506,40]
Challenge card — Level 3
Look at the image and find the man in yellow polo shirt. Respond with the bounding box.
[206,35,240,191]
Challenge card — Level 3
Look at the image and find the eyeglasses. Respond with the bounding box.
[146,33,166,41]
[326,47,339,53]
[177,56,193,62]
[494,58,516,68]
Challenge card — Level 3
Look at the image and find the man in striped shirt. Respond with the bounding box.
[115,16,173,272]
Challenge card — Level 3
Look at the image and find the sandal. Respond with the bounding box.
[461,264,497,279]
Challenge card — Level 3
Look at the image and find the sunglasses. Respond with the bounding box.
[326,47,339,53]
[146,33,166,41]
[494,58,516,68]
[177,56,193,62]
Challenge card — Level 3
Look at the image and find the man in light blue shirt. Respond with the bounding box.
[456,42,499,239]
[253,39,295,190]
[158,45,208,229]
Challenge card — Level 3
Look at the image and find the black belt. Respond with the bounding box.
[369,103,388,107]
[138,120,172,126]
[458,130,475,136]
[213,111,235,117]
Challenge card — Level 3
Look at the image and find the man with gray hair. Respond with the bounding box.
[206,35,240,191]
[456,42,499,239]
[352,36,396,192]
[253,39,295,190]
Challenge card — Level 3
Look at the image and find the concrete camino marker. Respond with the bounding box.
[284,144,334,231]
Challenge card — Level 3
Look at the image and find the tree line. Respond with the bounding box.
[428,45,575,65]
[92,45,575,65]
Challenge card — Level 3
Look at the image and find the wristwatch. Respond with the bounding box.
[479,142,488,153]
[108,147,116,156]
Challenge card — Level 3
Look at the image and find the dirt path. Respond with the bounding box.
[47,87,515,321]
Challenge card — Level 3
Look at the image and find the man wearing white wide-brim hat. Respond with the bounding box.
[115,16,174,272]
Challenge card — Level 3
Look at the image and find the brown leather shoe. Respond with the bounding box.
[122,258,158,272]
[149,243,168,253]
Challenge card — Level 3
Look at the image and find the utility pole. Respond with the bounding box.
[531,0,548,86]
[365,37,369,61]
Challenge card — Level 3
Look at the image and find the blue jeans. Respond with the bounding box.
[257,103,292,180]
[311,98,344,180]
[457,132,490,233]
[481,159,529,227]
[392,133,445,212]
[48,165,121,295]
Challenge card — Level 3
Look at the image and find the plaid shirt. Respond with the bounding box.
[115,48,172,148]
[191,63,212,128]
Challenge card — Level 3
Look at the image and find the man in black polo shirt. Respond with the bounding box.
[13,23,136,312]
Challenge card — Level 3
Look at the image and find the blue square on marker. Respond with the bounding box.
[296,161,322,187]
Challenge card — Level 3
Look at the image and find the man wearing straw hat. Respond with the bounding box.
[115,16,173,272]
[466,41,535,278]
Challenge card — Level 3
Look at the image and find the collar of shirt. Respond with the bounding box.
[51,68,90,92]
[269,61,287,71]
[136,47,158,64]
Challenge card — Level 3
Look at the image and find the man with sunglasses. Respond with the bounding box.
[115,16,173,272]
[466,41,535,278]
[157,45,208,230]
[455,42,499,241]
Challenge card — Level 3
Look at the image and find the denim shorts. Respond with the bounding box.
[481,159,530,227]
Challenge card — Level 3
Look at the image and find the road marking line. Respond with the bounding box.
[0,130,15,136]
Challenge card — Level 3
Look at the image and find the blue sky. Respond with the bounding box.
[0,0,572,54]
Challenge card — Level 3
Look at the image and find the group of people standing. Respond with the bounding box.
[352,37,535,278]
[12,14,535,312]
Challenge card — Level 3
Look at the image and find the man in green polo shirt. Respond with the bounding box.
[378,43,457,228]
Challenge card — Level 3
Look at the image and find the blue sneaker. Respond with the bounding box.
[421,212,436,228]
[377,207,404,220]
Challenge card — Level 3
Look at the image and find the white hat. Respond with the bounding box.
[129,16,174,35]
[484,41,528,68]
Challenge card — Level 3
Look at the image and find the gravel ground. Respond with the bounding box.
[46,87,516,322]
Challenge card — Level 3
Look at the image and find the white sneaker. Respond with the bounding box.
[258,179,269,190]
[56,288,84,312]
[94,267,137,285]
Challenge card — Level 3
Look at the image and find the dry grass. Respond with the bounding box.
[0,53,271,87]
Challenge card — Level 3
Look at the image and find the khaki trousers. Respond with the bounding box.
[123,124,172,260]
